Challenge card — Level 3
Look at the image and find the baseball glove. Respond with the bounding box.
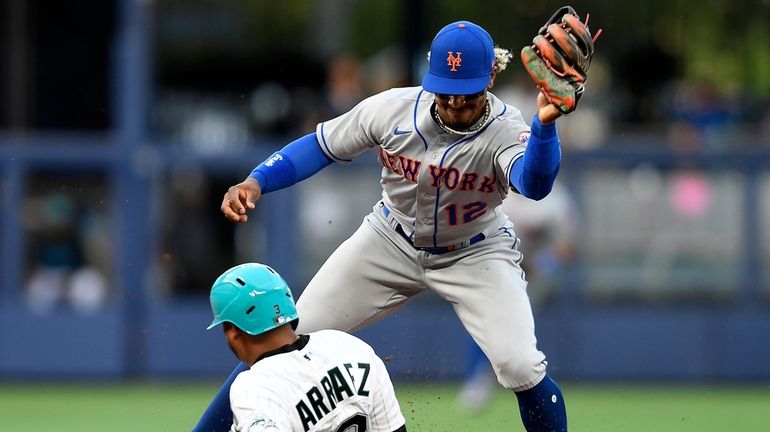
[520,6,602,114]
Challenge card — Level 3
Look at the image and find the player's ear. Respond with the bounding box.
[222,322,240,339]
[487,70,497,90]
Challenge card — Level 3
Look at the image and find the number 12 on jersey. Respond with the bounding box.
[445,201,487,225]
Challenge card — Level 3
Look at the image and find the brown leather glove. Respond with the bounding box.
[521,6,602,114]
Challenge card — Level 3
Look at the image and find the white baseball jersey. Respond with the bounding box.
[315,86,531,247]
[228,329,405,432]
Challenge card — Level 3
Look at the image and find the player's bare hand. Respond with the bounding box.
[536,91,562,124]
[221,177,261,223]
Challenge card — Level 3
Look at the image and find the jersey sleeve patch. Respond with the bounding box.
[246,414,279,431]
[518,131,531,145]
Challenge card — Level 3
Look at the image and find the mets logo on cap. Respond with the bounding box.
[447,52,462,72]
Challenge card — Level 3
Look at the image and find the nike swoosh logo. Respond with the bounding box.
[393,127,412,135]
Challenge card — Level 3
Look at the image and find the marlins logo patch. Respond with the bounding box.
[247,415,278,431]
[518,131,531,145]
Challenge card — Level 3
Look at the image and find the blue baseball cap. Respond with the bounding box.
[422,21,495,96]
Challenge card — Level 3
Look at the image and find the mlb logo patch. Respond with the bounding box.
[518,131,531,145]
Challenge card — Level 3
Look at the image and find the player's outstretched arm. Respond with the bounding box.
[509,93,562,201]
[220,133,333,223]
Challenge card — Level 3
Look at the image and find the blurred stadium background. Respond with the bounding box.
[0,0,769,430]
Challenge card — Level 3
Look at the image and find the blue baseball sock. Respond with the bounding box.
[192,362,248,432]
[515,374,568,432]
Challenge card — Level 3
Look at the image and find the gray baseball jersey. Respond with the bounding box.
[298,86,548,392]
[229,329,405,432]
[315,86,531,247]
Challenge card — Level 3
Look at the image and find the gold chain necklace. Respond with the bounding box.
[432,100,490,136]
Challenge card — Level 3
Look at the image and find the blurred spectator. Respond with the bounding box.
[249,82,292,132]
[323,54,366,115]
[501,182,579,301]
[24,193,82,314]
[361,45,410,94]
[66,266,109,314]
[25,267,68,315]
[301,53,367,132]
[669,79,740,152]
[23,185,111,315]
[250,82,325,137]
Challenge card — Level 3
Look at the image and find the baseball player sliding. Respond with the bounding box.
[206,263,406,432]
[197,11,599,432]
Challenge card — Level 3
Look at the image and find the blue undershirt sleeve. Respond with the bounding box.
[508,114,561,200]
[249,133,333,194]
[191,361,249,432]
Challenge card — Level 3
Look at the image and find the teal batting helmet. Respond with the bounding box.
[206,263,298,335]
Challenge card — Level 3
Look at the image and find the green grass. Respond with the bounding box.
[399,383,770,432]
[0,381,767,431]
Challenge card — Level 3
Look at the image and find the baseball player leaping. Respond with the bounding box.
[198,20,573,432]
[206,263,406,432]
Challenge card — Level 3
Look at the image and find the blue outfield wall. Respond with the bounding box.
[2,140,770,381]
[2,295,770,382]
